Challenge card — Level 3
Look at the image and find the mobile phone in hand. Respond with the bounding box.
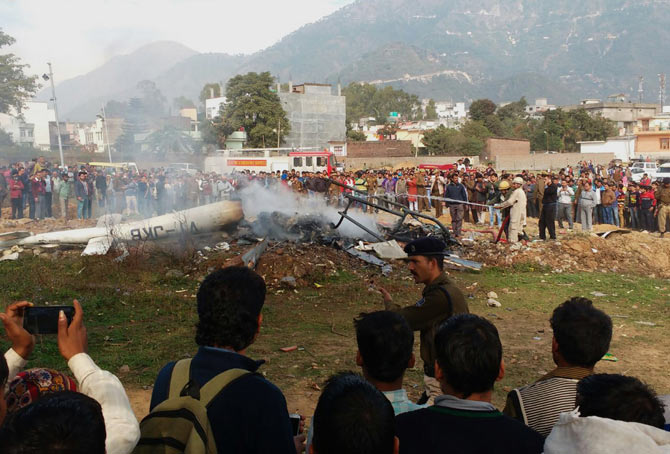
[289,414,301,436]
[23,306,74,335]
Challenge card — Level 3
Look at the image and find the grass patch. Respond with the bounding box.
[1,254,668,415]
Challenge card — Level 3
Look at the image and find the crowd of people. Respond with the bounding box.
[2,158,669,245]
[0,236,668,453]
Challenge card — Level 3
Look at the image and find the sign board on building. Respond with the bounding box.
[227,159,267,166]
[389,112,399,117]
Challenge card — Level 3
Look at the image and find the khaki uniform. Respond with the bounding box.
[416,173,428,211]
[497,187,527,243]
[327,181,340,205]
[655,187,670,233]
[386,274,469,399]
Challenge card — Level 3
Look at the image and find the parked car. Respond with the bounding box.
[630,161,659,183]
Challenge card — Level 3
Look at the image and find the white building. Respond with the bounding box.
[435,101,466,119]
[579,136,636,162]
[205,96,227,120]
[76,118,107,153]
[0,101,55,150]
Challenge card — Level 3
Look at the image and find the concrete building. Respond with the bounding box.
[525,98,556,118]
[179,107,200,140]
[76,117,124,153]
[0,101,56,150]
[563,99,660,134]
[205,96,227,120]
[578,136,636,162]
[278,83,346,149]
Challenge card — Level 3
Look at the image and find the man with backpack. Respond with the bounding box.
[141,267,302,454]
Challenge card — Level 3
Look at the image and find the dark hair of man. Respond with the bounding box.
[577,374,665,428]
[550,297,612,368]
[0,391,106,454]
[434,314,502,398]
[195,267,266,351]
[354,311,414,383]
[428,255,444,271]
[312,372,395,454]
[0,354,8,388]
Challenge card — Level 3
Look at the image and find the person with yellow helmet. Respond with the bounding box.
[495,177,527,243]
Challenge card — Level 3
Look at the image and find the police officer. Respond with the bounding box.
[655,177,670,237]
[378,237,469,403]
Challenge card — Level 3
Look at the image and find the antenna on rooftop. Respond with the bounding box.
[638,76,644,103]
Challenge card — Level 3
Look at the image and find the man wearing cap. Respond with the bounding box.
[655,177,670,237]
[378,237,469,403]
[495,177,527,243]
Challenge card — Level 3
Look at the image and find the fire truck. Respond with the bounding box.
[204,148,340,175]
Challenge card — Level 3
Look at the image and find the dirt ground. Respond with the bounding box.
[1,204,668,423]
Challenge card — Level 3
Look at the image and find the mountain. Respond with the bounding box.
[241,0,670,103]
[36,41,198,121]
[151,53,249,106]
[48,0,670,118]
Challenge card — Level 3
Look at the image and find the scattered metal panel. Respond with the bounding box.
[344,245,392,276]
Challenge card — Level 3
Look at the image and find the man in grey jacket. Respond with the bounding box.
[578,181,597,232]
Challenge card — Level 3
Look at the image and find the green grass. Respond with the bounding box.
[0,252,668,414]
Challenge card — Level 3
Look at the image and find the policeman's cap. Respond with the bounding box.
[403,237,447,257]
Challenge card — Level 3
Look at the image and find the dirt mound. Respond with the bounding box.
[463,231,670,278]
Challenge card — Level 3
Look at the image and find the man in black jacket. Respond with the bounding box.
[396,314,544,454]
[539,175,559,240]
[150,267,301,454]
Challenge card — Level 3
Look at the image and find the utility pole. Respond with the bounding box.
[277,118,281,148]
[101,104,112,163]
[638,76,644,103]
[659,73,666,107]
[45,63,65,169]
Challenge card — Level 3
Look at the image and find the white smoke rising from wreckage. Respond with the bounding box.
[238,182,382,241]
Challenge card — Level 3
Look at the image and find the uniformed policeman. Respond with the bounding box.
[655,177,670,237]
[378,237,469,403]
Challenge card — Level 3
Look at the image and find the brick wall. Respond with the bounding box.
[342,155,480,170]
[346,140,413,158]
[495,152,616,171]
[482,138,530,162]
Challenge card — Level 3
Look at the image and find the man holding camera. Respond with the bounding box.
[378,237,469,403]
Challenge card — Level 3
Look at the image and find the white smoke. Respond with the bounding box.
[238,181,382,240]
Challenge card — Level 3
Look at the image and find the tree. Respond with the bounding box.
[0,127,13,146]
[346,128,367,141]
[115,98,148,153]
[137,80,166,118]
[468,99,497,121]
[497,97,527,121]
[422,125,463,155]
[173,96,195,110]
[147,126,198,154]
[220,72,289,148]
[0,30,39,114]
[199,83,222,103]
[342,83,422,124]
[424,99,438,120]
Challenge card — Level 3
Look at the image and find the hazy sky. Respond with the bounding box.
[1,0,354,81]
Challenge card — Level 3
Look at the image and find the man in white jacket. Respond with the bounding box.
[495,177,527,244]
[1,300,140,454]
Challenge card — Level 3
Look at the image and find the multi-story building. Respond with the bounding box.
[633,111,670,157]
[278,83,346,149]
[525,98,556,118]
[205,96,227,120]
[563,98,660,134]
[0,101,56,150]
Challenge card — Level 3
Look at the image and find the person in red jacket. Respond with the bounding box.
[639,185,656,231]
[31,170,46,220]
[9,171,24,219]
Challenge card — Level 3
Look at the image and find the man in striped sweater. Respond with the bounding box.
[503,297,613,437]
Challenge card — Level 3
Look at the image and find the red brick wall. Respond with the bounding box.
[346,140,413,158]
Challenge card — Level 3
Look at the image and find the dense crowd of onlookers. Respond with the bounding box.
[1,265,668,453]
[2,157,668,242]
